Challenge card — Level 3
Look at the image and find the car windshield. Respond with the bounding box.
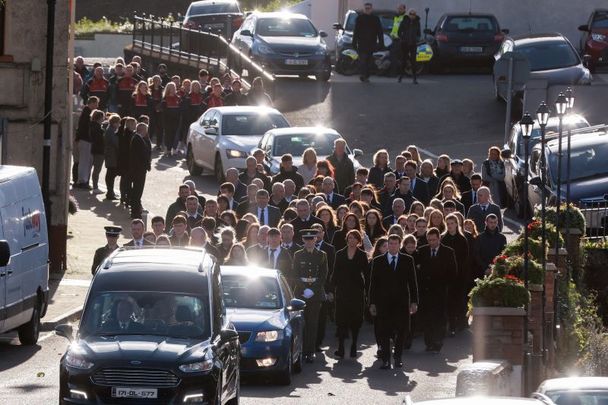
[222,113,289,136]
[256,17,317,37]
[592,13,608,28]
[549,140,608,182]
[222,274,282,310]
[516,118,589,153]
[190,2,240,15]
[273,133,342,157]
[516,41,580,71]
[345,13,395,32]
[548,390,608,404]
[444,16,497,32]
[80,291,211,339]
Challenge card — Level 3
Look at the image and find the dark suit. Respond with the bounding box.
[461,189,480,214]
[128,133,151,218]
[416,244,457,350]
[410,177,430,206]
[421,175,440,198]
[91,245,118,275]
[467,203,503,233]
[186,213,204,232]
[325,192,346,210]
[382,214,400,231]
[290,215,323,245]
[124,239,155,247]
[269,197,289,214]
[281,242,300,258]
[258,247,293,279]
[316,240,336,348]
[246,244,267,261]
[233,181,247,201]
[249,204,281,228]
[369,253,419,362]
[236,198,255,218]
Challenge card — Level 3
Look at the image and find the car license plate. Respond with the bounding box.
[460,46,483,53]
[111,387,158,399]
[285,59,308,66]
[204,23,225,30]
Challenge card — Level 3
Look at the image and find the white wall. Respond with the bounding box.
[310,0,603,51]
[74,33,132,58]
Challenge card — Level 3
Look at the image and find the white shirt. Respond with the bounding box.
[387,253,399,268]
[134,239,144,248]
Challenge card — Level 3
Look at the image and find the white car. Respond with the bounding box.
[186,106,290,181]
[534,376,608,404]
[258,127,363,175]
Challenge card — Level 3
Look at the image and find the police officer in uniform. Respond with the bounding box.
[292,229,328,363]
[91,226,121,275]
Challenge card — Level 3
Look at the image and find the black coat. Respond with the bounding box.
[272,168,305,192]
[327,153,355,194]
[368,166,393,189]
[330,248,368,327]
[128,134,151,176]
[325,193,346,210]
[76,106,92,142]
[391,189,418,213]
[317,240,336,283]
[290,215,323,245]
[422,175,440,198]
[369,253,419,317]
[441,232,470,285]
[117,128,134,176]
[353,13,385,52]
[398,15,421,45]
[248,204,281,228]
[440,172,472,193]
[410,176,430,206]
[416,244,457,306]
[89,121,105,155]
[473,228,507,278]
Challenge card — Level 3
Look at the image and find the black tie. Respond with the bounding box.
[432,248,436,258]
[472,191,477,204]
[482,205,487,213]
[390,255,396,272]
[269,249,276,268]
[259,208,266,225]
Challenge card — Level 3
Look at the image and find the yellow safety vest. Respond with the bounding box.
[390,14,405,38]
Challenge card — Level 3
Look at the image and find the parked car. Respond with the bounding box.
[0,165,49,346]
[411,397,549,405]
[258,127,363,175]
[56,248,240,404]
[534,376,608,404]
[578,9,608,72]
[494,33,592,102]
[186,106,290,182]
[426,13,507,69]
[183,0,244,38]
[526,128,608,220]
[231,12,332,81]
[221,265,305,385]
[502,114,590,217]
[332,8,397,62]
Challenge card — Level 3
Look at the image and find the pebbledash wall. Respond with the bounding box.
[297,0,605,51]
[0,0,71,272]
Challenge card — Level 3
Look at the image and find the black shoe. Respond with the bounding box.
[380,361,391,370]
[393,358,403,368]
[105,194,118,201]
[376,349,384,359]
[350,346,357,358]
[334,349,344,358]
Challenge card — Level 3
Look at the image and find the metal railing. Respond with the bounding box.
[131,14,274,83]
[580,195,608,240]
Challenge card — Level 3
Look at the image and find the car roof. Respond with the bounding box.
[190,0,237,6]
[220,265,280,279]
[209,106,283,115]
[512,32,566,45]
[265,127,340,137]
[545,128,608,150]
[0,165,37,183]
[539,377,608,392]
[250,11,309,20]
[441,13,498,17]
[512,114,589,131]
[417,398,541,405]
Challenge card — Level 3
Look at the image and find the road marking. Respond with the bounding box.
[417,146,439,159]
[57,279,91,287]
[38,332,55,342]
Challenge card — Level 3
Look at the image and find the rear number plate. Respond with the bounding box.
[460,46,483,53]
[204,23,225,30]
[285,59,308,65]
[111,387,158,399]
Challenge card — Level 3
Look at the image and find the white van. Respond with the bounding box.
[0,165,49,345]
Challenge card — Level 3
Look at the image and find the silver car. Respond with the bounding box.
[494,33,592,102]
[534,376,608,404]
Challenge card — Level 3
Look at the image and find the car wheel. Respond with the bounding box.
[187,146,203,176]
[277,348,292,385]
[18,297,40,345]
[316,70,331,82]
[214,154,225,184]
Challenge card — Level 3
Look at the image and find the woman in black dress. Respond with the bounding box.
[331,213,362,252]
[329,230,369,359]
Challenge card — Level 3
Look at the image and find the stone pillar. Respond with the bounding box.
[472,307,526,396]
[547,248,568,275]
[562,228,583,279]
[528,285,544,354]
[544,263,558,369]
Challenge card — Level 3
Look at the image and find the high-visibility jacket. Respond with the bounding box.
[390,14,405,38]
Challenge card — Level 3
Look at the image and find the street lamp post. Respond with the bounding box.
[564,88,575,205]
[554,93,569,243]
[520,112,535,290]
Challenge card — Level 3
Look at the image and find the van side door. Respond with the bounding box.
[0,214,6,332]
[1,204,24,331]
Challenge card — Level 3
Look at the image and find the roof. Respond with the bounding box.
[191,0,237,4]
[545,128,608,150]
[512,32,566,45]
[250,11,309,20]
[441,12,499,17]
[265,127,340,137]
[220,265,279,278]
[210,106,282,115]
[539,376,608,392]
[0,165,37,183]
[417,398,541,405]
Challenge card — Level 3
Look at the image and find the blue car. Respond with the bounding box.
[221,266,305,385]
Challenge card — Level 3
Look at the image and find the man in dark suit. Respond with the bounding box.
[92,226,121,275]
[290,199,323,245]
[378,172,397,217]
[270,182,289,214]
[128,123,151,219]
[461,173,483,214]
[312,223,336,351]
[369,234,419,369]
[249,189,281,227]
[393,155,407,180]
[219,182,239,212]
[101,299,145,333]
[259,228,293,279]
[473,214,507,279]
[124,219,155,248]
[239,156,271,191]
[236,183,259,218]
[382,197,406,230]
[416,228,457,353]
[420,160,440,198]
[405,160,430,205]
[185,195,204,232]
[165,184,190,233]
[467,186,503,232]
[391,177,418,213]
[280,223,300,257]
[225,167,247,201]
[321,177,346,210]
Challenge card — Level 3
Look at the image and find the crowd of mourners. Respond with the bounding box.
[82,56,512,370]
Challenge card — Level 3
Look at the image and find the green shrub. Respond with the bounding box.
[469,276,530,308]
[502,237,546,263]
[75,17,133,38]
[527,219,564,248]
[543,203,586,233]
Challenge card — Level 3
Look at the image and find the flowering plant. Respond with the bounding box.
[469,276,530,308]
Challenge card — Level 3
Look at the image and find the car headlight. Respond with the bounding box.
[315,46,327,55]
[255,330,283,342]
[226,149,247,159]
[179,359,213,373]
[257,44,274,55]
[65,352,94,370]
[591,33,606,42]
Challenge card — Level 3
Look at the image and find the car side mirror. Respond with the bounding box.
[55,324,74,342]
[529,176,543,187]
[219,328,239,342]
[500,148,512,159]
[204,127,218,136]
[332,23,343,31]
[353,148,363,158]
[240,29,253,37]
[319,30,328,38]
[0,240,10,267]
[501,28,510,34]
[578,24,589,32]
[288,298,306,311]
[423,28,433,35]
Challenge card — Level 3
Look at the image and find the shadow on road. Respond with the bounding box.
[0,337,42,372]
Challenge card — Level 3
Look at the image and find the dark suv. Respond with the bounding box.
[183,0,244,38]
[56,248,240,404]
